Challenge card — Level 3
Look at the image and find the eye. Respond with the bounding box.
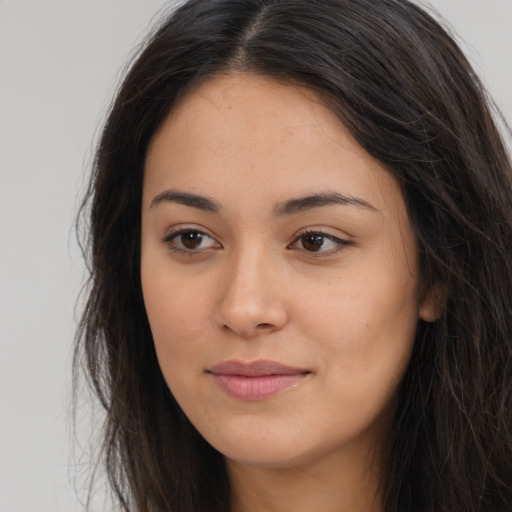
[289,230,351,255]
[163,228,220,253]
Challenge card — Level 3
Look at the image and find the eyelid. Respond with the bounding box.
[291,225,352,241]
[161,224,351,256]
[288,227,353,255]
[162,224,222,252]
[163,223,213,238]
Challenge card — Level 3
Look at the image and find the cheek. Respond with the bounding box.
[294,267,419,390]
[141,262,211,366]
[298,272,417,337]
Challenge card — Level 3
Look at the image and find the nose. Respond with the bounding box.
[214,248,288,338]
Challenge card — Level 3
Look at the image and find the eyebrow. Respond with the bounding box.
[150,189,221,213]
[273,192,377,216]
[149,189,377,215]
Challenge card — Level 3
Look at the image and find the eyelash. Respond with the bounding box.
[163,228,219,254]
[288,229,352,255]
[163,228,352,256]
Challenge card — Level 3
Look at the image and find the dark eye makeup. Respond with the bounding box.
[288,229,352,255]
[163,228,219,253]
[163,227,352,256]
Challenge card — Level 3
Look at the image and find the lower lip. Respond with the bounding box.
[211,373,308,401]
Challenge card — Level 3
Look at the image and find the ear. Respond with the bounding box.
[419,283,446,322]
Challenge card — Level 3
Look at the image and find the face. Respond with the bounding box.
[141,73,429,471]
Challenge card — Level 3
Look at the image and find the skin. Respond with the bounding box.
[141,73,437,512]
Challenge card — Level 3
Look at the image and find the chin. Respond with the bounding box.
[196,422,305,468]
[220,443,313,469]
[200,424,347,471]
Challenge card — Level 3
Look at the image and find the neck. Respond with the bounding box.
[227,441,386,512]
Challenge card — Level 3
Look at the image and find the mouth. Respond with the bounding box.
[207,360,311,401]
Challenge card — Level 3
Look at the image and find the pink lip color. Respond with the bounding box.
[208,360,310,401]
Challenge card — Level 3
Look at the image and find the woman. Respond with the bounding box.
[75,0,512,510]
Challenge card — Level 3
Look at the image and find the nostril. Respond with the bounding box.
[256,323,273,329]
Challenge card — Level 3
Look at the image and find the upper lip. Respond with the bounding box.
[208,360,310,377]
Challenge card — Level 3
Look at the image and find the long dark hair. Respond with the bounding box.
[75,1,512,510]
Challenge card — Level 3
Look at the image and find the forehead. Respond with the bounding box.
[148,72,367,161]
[162,73,341,131]
[143,72,402,217]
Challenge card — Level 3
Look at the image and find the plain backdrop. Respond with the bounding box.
[0,1,511,511]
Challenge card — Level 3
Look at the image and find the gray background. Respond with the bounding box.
[0,1,511,511]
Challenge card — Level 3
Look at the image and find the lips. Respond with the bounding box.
[207,360,310,400]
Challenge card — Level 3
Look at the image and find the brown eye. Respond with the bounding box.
[180,231,204,249]
[301,233,325,252]
[288,230,351,256]
[164,229,219,253]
